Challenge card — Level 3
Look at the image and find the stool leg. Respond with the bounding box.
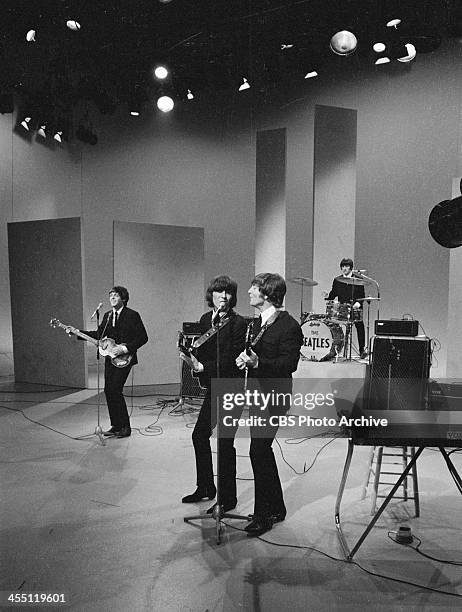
[371,446,383,515]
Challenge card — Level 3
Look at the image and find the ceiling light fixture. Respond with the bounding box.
[375,57,391,65]
[37,125,46,137]
[187,89,194,100]
[238,77,250,91]
[330,30,358,56]
[157,96,174,112]
[304,71,318,79]
[54,131,63,143]
[373,42,386,53]
[66,20,81,31]
[397,42,416,62]
[26,29,36,42]
[20,117,32,130]
[154,66,169,80]
[386,19,401,29]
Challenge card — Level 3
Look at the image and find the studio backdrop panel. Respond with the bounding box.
[114,221,204,385]
[8,217,87,387]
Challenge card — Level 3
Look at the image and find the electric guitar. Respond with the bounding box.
[177,331,207,389]
[50,318,133,368]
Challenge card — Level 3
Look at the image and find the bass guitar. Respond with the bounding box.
[50,318,133,368]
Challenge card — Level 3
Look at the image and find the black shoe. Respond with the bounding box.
[116,426,131,438]
[103,426,119,437]
[206,500,237,514]
[182,485,216,503]
[360,349,368,360]
[245,517,273,537]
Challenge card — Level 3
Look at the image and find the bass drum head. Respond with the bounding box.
[301,320,344,361]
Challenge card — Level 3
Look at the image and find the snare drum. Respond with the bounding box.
[301,319,344,361]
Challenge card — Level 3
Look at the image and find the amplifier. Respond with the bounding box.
[374,319,419,337]
[182,321,201,335]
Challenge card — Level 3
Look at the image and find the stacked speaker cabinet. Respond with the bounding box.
[366,336,431,411]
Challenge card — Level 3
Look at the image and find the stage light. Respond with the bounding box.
[429,189,462,248]
[330,30,357,56]
[26,30,36,42]
[54,131,63,143]
[20,116,32,130]
[375,57,390,65]
[373,42,386,53]
[238,77,250,91]
[37,125,46,138]
[386,19,401,29]
[157,95,174,112]
[397,43,416,62]
[66,20,81,32]
[154,65,169,80]
[130,110,140,116]
[187,89,194,100]
[304,71,318,79]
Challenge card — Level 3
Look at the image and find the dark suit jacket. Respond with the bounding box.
[250,310,303,414]
[196,309,246,388]
[82,306,148,365]
[327,276,365,304]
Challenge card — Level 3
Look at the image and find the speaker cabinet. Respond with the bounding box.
[366,336,431,411]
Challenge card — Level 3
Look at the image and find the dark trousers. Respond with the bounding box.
[250,420,286,519]
[355,321,365,351]
[192,390,240,504]
[104,358,132,429]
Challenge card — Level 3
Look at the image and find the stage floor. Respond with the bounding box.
[1,374,461,611]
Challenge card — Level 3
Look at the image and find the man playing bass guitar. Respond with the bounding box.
[75,286,148,438]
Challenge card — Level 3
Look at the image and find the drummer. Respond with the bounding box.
[322,258,367,359]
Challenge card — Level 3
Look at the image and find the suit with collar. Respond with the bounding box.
[82,306,148,430]
[191,309,246,505]
[249,310,303,519]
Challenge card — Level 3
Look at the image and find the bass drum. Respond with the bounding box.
[301,319,344,361]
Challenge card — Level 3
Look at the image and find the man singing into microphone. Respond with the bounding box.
[324,258,366,359]
[180,275,246,513]
[77,286,148,438]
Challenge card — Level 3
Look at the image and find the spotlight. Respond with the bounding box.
[157,96,174,112]
[154,65,169,80]
[20,116,32,131]
[130,110,140,116]
[330,30,357,56]
[386,19,401,29]
[26,29,36,42]
[375,57,390,65]
[53,131,63,143]
[238,77,250,91]
[397,43,416,62]
[66,20,81,31]
[37,125,46,137]
[373,42,386,53]
[304,71,318,79]
[187,89,194,100]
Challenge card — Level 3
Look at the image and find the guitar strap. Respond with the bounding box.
[191,315,232,349]
[251,311,280,347]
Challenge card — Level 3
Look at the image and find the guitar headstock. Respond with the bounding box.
[49,318,61,328]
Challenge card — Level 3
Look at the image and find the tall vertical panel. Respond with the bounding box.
[255,128,286,276]
[114,222,204,385]
[312,106,357,313]
[8,218,87,386]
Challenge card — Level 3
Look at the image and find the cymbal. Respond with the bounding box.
[338,276,369,286]
[358,296,381,302]
[288,276,318,287]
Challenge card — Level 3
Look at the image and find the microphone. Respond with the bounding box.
[353,269,367,276]
[91,302,103,319]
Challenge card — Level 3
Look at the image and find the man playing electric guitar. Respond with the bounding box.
[180,275,246,513]
[76,286,148,438]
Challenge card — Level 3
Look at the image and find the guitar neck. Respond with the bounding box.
[58,322,99,347]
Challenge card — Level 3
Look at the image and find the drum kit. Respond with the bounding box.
[288,274,380,362]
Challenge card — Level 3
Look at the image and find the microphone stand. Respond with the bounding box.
[184,312,250,544]
[94,308,105,446]
[357,272,381,354]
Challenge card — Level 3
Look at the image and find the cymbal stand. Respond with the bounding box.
[299,279,305,323]
[184,319,250,544]
[358,273,381,351]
